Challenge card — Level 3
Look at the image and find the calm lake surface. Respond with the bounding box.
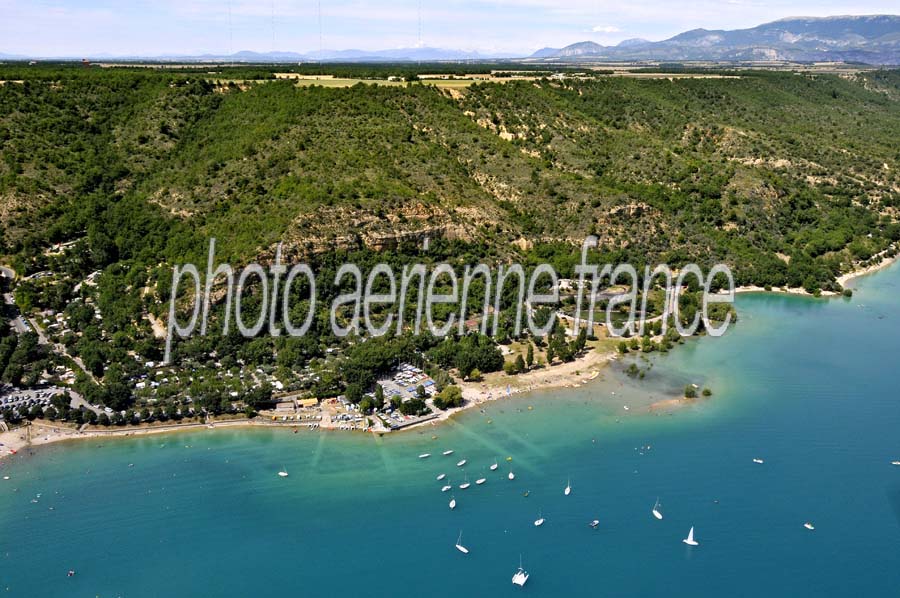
[1,263,899,597]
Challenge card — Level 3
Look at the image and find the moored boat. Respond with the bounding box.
[683,526,699,546]
[511,557,529,587]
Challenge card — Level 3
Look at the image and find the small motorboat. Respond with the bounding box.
[891,461,900,466]
[589,520,600,529]
[652,498,663,520]
[455,531,469,554]
[804,522,815,530]
[522,490,530,497]
[752,458,764,464]
[67,570,76,577]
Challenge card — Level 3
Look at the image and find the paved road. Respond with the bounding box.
[67,388,102,415]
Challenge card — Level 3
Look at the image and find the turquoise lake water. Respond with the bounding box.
[2,264,900,597]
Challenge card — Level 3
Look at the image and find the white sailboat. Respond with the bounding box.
[455,531,469,554]
[277,465,289,478]
[508,470,516,480]
[564,478,571,496]
[891,461,900,466]
[490,460,499,471]
[457,459,467,467]
[460,475,471,490]
[419,453,431,459]
[752,458,764,464]
[511,556,529,587]
[652,498,663,520]
[534,510,545,526]
[449,496,456,510]
[436,473,446,481]
[476,477,486,485]
[683,526,699,546]
[443,450,454,456]
[441,485,452,492]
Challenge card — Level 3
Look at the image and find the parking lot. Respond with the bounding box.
[378,363,437,403]
[0,387,65,416]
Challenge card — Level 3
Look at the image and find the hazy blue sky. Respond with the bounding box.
[1,0,897,57]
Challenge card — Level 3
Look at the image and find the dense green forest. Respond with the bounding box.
[0,64,897,416]
[2,66,898,286]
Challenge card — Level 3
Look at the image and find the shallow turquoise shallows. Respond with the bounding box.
[2,264,900,597]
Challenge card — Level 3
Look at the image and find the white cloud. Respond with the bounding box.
[592,25,621,33]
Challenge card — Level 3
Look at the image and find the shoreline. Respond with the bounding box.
[0,346,622,460]
[399,343,619,433]
[5,254,895,462]
[734,251,898,297]
[837,251,898,287]
[733,284,839,297]
[0,419,287,462]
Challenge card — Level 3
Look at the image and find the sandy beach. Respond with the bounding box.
[458,344,615,403]
[837,251,899,287]
[0,419,293,463]
[735,250,898,297]
[395,343,619,433]
[733,284,839,297]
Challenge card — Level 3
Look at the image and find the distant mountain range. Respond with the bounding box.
[0,47,517,63]
[3,15,899,65]
[532,15,900,65]
[240,48,520,62]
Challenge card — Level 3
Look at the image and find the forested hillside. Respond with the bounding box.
[2,66,899,292]
[1,64,899,416]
